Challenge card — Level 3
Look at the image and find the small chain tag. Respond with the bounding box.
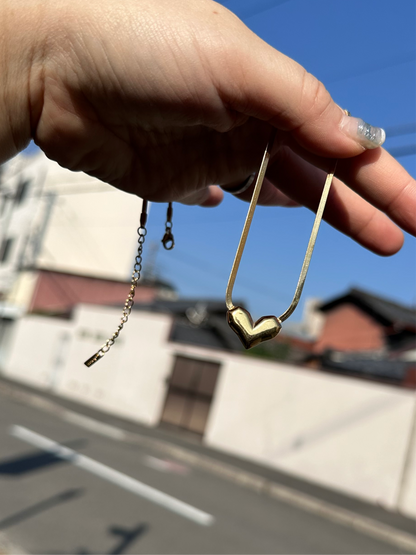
[84,350,104,367]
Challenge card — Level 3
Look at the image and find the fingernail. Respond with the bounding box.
[340,115,386,149]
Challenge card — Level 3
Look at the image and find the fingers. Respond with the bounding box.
[221,177,299,207]
[236,146,405,255]
[336,148,416,237]
[281,138,416,238]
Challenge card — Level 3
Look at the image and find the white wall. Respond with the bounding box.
[1,151,144,294]
[36,186,142,281]
[0,320,18,370]
[3,306,416,517]
[204,356,416,516]
[35,157,143,281]
[397,407,416,516]
[8,271,39,311]
[3,315,74,390]
[3,305,173,425]
[55,305,173,426]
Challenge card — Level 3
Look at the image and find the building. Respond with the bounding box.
[312,288,416,386]
[134,298,245,352]
[0,150,176,362]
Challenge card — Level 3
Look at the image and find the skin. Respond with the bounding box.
[1,0,415,256]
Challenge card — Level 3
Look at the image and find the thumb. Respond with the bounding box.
[216,25,385,157]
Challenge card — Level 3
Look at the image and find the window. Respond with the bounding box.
[0,237,14,263]
[14,179,30,205]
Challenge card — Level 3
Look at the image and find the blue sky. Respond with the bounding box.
[25,0,416,321]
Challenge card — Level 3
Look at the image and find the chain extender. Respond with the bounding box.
[84,200,149,367]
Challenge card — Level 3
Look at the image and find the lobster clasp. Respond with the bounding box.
[162,202,175,250]
[162,229,175,250]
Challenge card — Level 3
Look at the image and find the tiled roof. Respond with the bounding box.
[132,298,230,315]
[322,350,409,382]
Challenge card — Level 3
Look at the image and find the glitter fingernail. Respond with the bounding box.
[340,115,386,149]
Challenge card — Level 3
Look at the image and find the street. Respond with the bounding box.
[0,389,414,554]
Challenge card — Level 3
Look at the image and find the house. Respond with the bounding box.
[0,151,175,311]
[0,150,176,363]
[133,298,245,352]
[312,288,416,386]
[314,287,416,353]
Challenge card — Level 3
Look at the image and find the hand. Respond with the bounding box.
[1,0,415,255]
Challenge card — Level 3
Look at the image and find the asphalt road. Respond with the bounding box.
[0,391,413,554]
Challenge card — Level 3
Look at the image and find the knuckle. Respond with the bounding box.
[355,209,378,241]
[387,180,413,211]
[298,70,332,125]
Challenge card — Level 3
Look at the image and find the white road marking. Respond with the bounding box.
[9,425,214,527]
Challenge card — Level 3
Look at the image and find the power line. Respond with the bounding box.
[168,246,291,304]
[386,145,416,159]
[326,50,415,84]
[385,123,416,138]
[384,122,416,158]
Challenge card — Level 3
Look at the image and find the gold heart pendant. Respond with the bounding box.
[227,307,282,349]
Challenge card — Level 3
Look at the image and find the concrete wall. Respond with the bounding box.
[204,355,416,515]
[58,305,173,425]
[3,307,416,518]
[3,305,173,426]
[399,411,416,517]
[3,314,74,390]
